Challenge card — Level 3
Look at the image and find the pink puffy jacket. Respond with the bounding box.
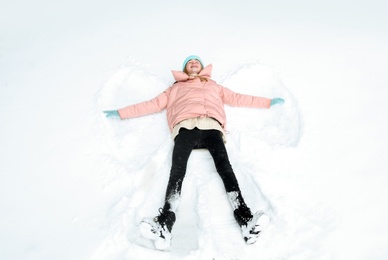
[118,65,271,132]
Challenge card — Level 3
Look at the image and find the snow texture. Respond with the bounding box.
[1,0,388,259]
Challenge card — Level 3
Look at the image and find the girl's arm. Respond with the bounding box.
[221,86,272,108]
[117,91,169,119]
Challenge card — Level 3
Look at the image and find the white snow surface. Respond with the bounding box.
[1,0,388,259]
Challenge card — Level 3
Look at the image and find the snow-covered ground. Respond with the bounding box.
[1,0,388,259]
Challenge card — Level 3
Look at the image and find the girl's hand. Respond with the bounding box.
[103,110,120,118]
[270,98,285,106]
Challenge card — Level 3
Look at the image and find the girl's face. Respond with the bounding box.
[185,59,202,75]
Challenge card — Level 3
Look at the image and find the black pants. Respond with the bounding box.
[162,128,244,212]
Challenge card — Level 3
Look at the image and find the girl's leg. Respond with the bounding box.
[201,130,240,193]
[163,128,199,213]
[149,128,199,241]
[202,130,253,225]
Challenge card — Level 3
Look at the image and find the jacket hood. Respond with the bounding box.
[171,64,213,82]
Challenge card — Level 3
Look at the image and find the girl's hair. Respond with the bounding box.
[198,76,208,82]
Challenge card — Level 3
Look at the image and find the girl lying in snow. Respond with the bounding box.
[103,55,284,250]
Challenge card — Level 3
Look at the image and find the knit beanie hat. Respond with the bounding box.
[182,55,204,71]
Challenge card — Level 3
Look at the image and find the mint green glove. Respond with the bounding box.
[103,110,120,118]
[270,98,285,106]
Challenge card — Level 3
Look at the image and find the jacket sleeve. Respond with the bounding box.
[221,86,271,108]
[117,90,169,119]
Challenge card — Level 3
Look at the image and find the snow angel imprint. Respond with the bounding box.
[103,55,285,250]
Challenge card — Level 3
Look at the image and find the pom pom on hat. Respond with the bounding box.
[182,55,204,71]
